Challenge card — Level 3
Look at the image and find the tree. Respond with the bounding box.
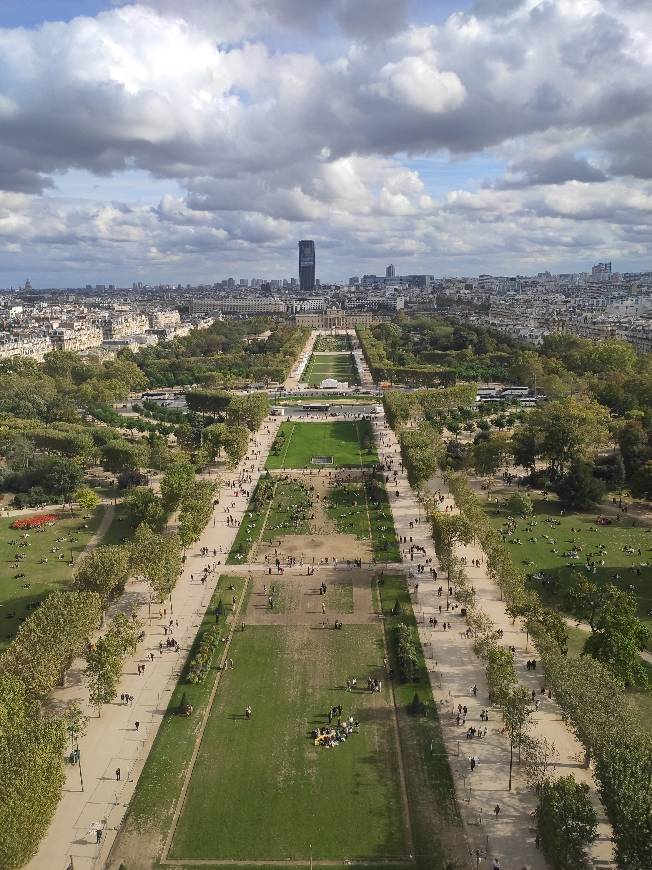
[511,422,541,473]
[522,735,558,792]
[529,397,611,474]
[0,675,66,869]
[506,492,533,517]
[566,578,649,686]
[101,439,148,474]
[223,425,249,467]
[124,486,165,529]
[130,524,183,611]
[617,420,650,478]
[472,435,510,477]
[40,457,85,501]
[63,699,89,791]
[630,460,652,499]
[159,457,196,513]
[555,460,605,510]
[85,636,122,715]
[537,775,597,869]
[0,590,102,698]
[503,686,533,791]
[74,486,99,514]
[73,544,131,603]
[431,512,474,582]
[593,451,626,487]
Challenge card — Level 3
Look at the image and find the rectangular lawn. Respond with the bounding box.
[301,352,359,387]
[266,421,378,469]
[170,623,409,861]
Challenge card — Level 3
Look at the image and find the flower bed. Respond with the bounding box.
[10,514,59,529]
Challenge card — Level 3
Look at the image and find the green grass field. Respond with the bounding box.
[327,479,400,562]
[488,496,652,641]
[301,352,359,387]
[266,421,378,469]
[261,478,311,541]
[0,508,104,649]
[115,576,247,850]
[170,623,408,862]
[313,335,351,352]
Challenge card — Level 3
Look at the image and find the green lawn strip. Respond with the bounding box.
[170,623,407,861]
[118,574,246,837]
[377,573,465,869]
[487,496,652,639]
[266,421,378,469]
[261,478,312,542]
[301,352,359,387]
[0,507,104,650]
[227,479,272,565]
[367,479,401,563]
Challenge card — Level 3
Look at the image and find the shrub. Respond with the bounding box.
[394,622,420,683]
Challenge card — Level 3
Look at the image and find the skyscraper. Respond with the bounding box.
[299,240,315,293]
[386,264,395,278]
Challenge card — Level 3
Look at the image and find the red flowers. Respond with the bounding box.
[10,514,59,529]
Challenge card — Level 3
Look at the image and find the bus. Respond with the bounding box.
[302,403,330,412]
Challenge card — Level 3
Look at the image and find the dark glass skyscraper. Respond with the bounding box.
[298,239,315,293]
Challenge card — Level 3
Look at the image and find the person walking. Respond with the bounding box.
[134,721,140,732]
[115,768,121,782]
[494,804,500,818]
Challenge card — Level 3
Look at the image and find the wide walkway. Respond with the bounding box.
[27,416,282,870]
[373,419,615,870]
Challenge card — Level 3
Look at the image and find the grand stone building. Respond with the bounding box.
[295,308,373,329]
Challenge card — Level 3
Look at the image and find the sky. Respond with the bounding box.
[0,0,651,287]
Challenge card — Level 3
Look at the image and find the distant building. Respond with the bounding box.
[189,297,286,317]
[295,308,373,329]
[386,264,395,278]
[299,240,316,294]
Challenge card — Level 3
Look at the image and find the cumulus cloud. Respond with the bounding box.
[0,0,651,282]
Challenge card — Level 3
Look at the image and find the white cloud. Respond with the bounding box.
[0,0,649,283]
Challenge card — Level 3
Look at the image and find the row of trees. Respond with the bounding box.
[445,471,652,869]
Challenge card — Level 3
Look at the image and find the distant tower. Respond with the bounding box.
[386,264,395,279]
[299,240,315,293]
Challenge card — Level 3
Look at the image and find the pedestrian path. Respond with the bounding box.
[373,419,615,870]
[27,417,282,870]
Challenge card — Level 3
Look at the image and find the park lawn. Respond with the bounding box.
[488,496,652,642]
[116,576,247,850]
[170,623,408,862]
[0,507,104,650]
[377,573,465,869]
[261,478,311,542]
[368,484,401,563]
[327,579,354,613]
[227,479,270,564]
[301,352,359,387]
[313,335,351,352]
[266,421,378,469]
[327,483,370,538]
[326,480,400,563]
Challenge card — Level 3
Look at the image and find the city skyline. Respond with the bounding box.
[0,1,651,286]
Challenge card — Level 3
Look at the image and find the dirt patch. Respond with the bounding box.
[258,531,371,563]
[256,470,373,563]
